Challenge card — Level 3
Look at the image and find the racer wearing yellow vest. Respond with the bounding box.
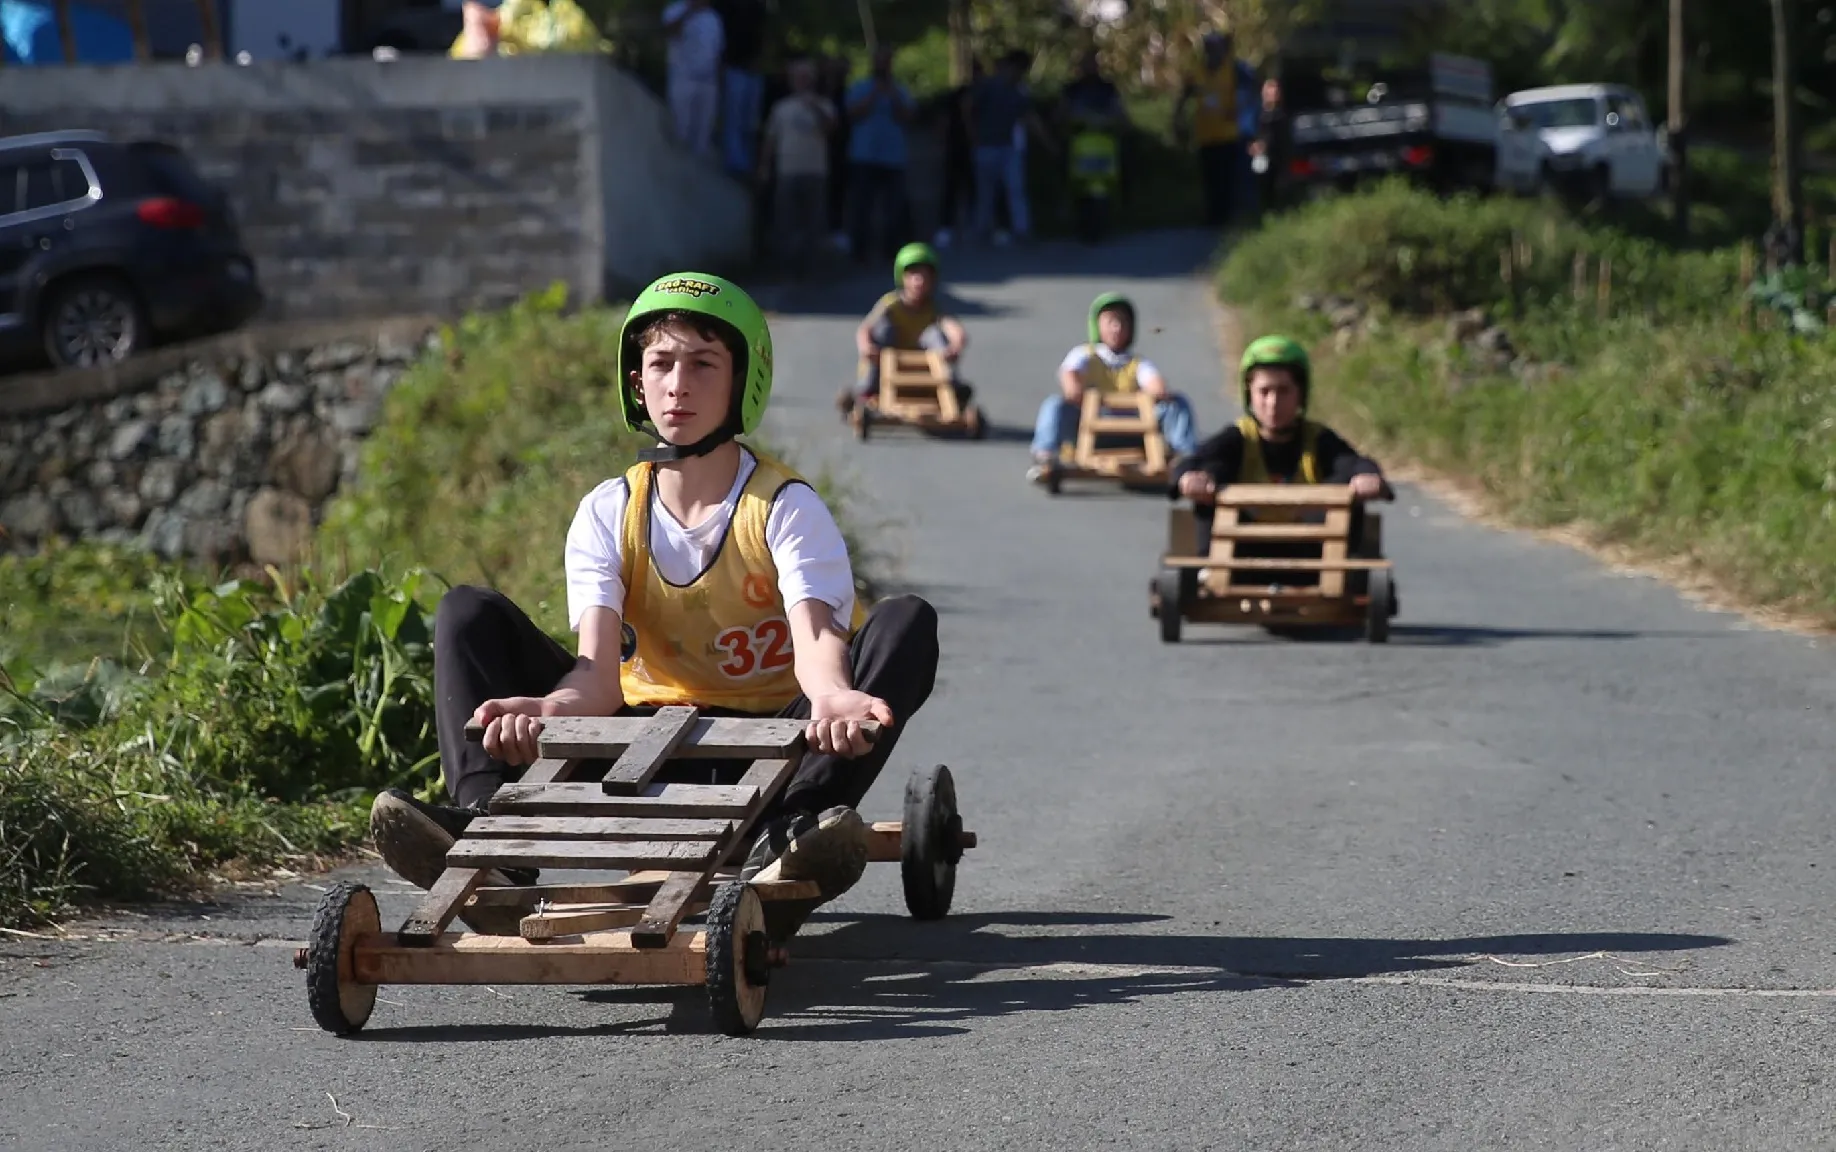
[847,242,971,410]
[367,271,942,934]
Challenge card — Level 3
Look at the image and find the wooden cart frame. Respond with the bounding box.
[1149,484,1397,643]
[850,348,987,441]
[1036,390,1169,494]
[298,709,974,1037]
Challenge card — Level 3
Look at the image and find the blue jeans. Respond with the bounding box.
[1030,392,1198,458]
[722,68,764,176]
[974,145,1029,238]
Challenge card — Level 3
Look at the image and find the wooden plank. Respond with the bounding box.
[351,928,708,986]
[447,839,720,871]
[1320,508,1351,598]
[397,867,487,947]
[520,904,649,941]
[533,716,808,761]
[471,879,668,906]
[1162,556,1391,571]
[632,755,799,948]
[1167,506,1197,553]
[1210,523,1344,541]
[518,757,580,785]
[599,705,701,794]
[488,781,757,818]
[1218,484,1356,507]
[465,815,734,842]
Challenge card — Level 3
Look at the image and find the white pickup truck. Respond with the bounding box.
[1494,83,1667,201]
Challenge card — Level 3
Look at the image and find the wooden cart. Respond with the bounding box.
[1035,390,1169,494]
[1149,484,1397,643]
[850,348,987,441]
[297,709,973,1037]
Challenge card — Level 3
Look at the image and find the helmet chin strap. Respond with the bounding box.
[634,409,744,463]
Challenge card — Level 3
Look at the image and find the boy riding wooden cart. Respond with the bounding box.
[299,272,966,1036]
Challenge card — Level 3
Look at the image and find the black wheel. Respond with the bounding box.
[963,404,988,440]
[42,273,145,368]
[305,881,380,1035]
[854,406,872,441]
[704,881,770,1036]
[1155,567,1185,643]
[901,764,961,920]
[1366,568,1393,644]
[1044,466,1062,495]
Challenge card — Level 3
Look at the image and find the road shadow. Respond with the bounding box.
[325,911,1731,1042]
[1171,623,1728,647]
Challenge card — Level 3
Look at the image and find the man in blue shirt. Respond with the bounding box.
[844,44,915,262]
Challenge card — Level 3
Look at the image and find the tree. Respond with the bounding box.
[1668,0,1688,239]
[1770,0,1804,263]
[54,0,76,63]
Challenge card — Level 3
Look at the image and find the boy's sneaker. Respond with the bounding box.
[836,386,857,419]
[740,806,870,900]
[369,789,537,935]
[1025,453,1058,485]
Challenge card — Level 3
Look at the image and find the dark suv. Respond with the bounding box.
[0,130,262,371]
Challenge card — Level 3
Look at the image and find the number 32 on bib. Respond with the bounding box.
[714,618,794,678]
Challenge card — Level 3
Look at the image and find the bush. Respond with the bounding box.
[1220,182,1836,627]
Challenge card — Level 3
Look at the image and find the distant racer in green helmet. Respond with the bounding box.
[841,241,973,416]
[368,271,944,938]
[1026,291,1200,483]
[1168,332,1396,610]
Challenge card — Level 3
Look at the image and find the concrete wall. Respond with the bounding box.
[0,55,750,321]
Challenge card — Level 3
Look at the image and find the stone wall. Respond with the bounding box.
[0,320,438,566]
[0,55,752,321]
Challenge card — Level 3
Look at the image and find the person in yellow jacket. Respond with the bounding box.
[369,272,941,933]
[1172,28,1260,227]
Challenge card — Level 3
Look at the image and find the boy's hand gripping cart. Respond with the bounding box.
[297,710,973,1036]
[1150,483,1397,643]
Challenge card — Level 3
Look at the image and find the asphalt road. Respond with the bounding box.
[5,231,1836,1151]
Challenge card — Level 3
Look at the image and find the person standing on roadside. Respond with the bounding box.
[965,48,1047,246]
[1173,28,1258,228]
[661,0,724,157]
[759,55,838,279]
[844,44,916,264]
[713,0,767,178]
[1249,76,1289,220]
[932,59,981,249]
[818,54,854,252]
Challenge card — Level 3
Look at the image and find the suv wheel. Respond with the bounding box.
[42,274,145,368]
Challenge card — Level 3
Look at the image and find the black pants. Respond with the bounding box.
[432,586,940,817]
[938,144,975,229]
[847,162,909,261]
[1198,141,1245,227]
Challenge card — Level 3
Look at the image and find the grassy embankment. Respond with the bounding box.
[0,285,875,928]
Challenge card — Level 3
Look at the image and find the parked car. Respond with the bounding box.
[0,129,262,371]
[1495,84,1667,202]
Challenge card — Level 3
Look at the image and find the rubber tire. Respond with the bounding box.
[1366,568,1393,644]
[1044,467,1062,495]
[901,764,960,920]
[704,881,770,1036]
[855,406,872,441]
[964,404,988,440]
[1155,568,1185,644]
[41,272,146,369]
[306,881,380,1036]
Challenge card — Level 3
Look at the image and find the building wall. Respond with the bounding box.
[0,54,750,321]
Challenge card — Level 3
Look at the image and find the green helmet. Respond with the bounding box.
[894,241,940,284]
[1088,292,1135,345]
[1239,334,1310,409]
[615,272,774,456]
